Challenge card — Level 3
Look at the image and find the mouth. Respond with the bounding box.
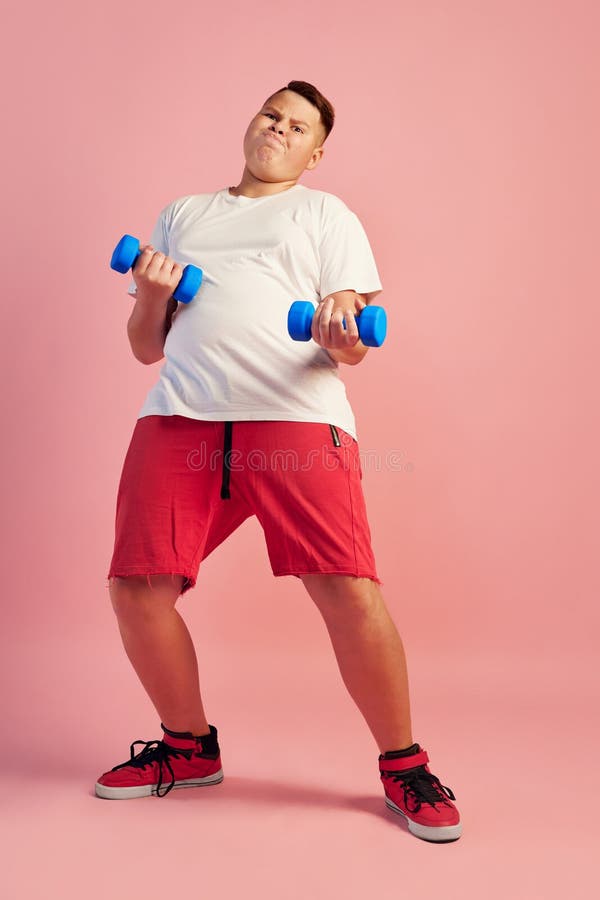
[262,132,284,148]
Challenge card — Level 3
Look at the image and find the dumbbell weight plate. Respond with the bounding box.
[358,306,387,347]
[287,300,315,341]
[110,234,140,274]
[174,265,204,304]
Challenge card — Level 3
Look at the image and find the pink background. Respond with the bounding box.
[2,0,598,896]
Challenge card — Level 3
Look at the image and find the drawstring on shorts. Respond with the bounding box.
[220,421,233,499]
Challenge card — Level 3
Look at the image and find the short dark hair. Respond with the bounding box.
[264,80,335,145]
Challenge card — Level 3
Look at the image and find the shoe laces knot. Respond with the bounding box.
[383,764,457,813]
[110,739,193,797]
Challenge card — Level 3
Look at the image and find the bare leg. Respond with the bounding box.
[301,574,414,754]
[108,575,211,735]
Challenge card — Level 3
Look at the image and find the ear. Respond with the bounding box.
[307,146,324,170]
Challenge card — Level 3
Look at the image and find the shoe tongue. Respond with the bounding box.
[162,731,198,751]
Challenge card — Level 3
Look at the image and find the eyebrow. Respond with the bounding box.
[263,105,311,130]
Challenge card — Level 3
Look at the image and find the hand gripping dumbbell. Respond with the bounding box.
[287,300,387,347]
[110,234,203,304]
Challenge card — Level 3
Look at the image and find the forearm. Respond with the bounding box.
[127,295,176,365]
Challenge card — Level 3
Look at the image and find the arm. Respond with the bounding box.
[127,295,178,365]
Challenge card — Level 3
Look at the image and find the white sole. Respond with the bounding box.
[385,796,462,842]
[95,768,224,799]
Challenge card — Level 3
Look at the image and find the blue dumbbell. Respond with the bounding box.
[287,300,387,347]
[110,234,203,304]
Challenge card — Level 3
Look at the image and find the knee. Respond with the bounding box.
[302,574,382,619]
[108,574,183,620]
[108,575,145,618]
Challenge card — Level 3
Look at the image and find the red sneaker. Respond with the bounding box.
[379,746,462,842]
[95,723,224,799]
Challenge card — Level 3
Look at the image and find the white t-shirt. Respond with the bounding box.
[127,183,383,441]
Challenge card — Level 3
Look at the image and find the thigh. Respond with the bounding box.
[107,415,234,596]
[236,421,383,584]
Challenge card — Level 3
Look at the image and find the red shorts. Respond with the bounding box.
[107,415,382,596]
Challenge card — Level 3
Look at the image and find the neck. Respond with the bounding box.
[229,169,298,199]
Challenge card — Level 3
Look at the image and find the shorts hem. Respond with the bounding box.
[273,569,383,586]
[106,569,197,595]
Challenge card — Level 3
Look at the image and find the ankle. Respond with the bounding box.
[163,722,211,737]
[381,742,420,758]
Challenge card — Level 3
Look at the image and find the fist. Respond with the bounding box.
[132,245,184,306]
[311,291,366,350]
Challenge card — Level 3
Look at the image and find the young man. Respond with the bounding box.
[98,80,461,843]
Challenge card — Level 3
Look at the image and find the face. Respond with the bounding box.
[241,90,325,184]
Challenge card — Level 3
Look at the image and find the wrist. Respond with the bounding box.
[327,339,369,365]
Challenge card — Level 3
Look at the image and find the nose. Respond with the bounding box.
[269,123,284,136]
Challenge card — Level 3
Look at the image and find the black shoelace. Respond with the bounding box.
[110,739,194,797]
[381,764,457,813]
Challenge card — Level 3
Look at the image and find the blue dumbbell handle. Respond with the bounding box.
[110,234,203,304]
[288,299,387,348]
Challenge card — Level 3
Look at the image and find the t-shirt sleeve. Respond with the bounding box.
[318,201,383,304]
[126,206,171,297]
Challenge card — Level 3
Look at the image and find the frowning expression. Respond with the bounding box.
[242,90,325,179]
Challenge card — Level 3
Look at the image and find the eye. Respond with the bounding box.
[261,112,304,134]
